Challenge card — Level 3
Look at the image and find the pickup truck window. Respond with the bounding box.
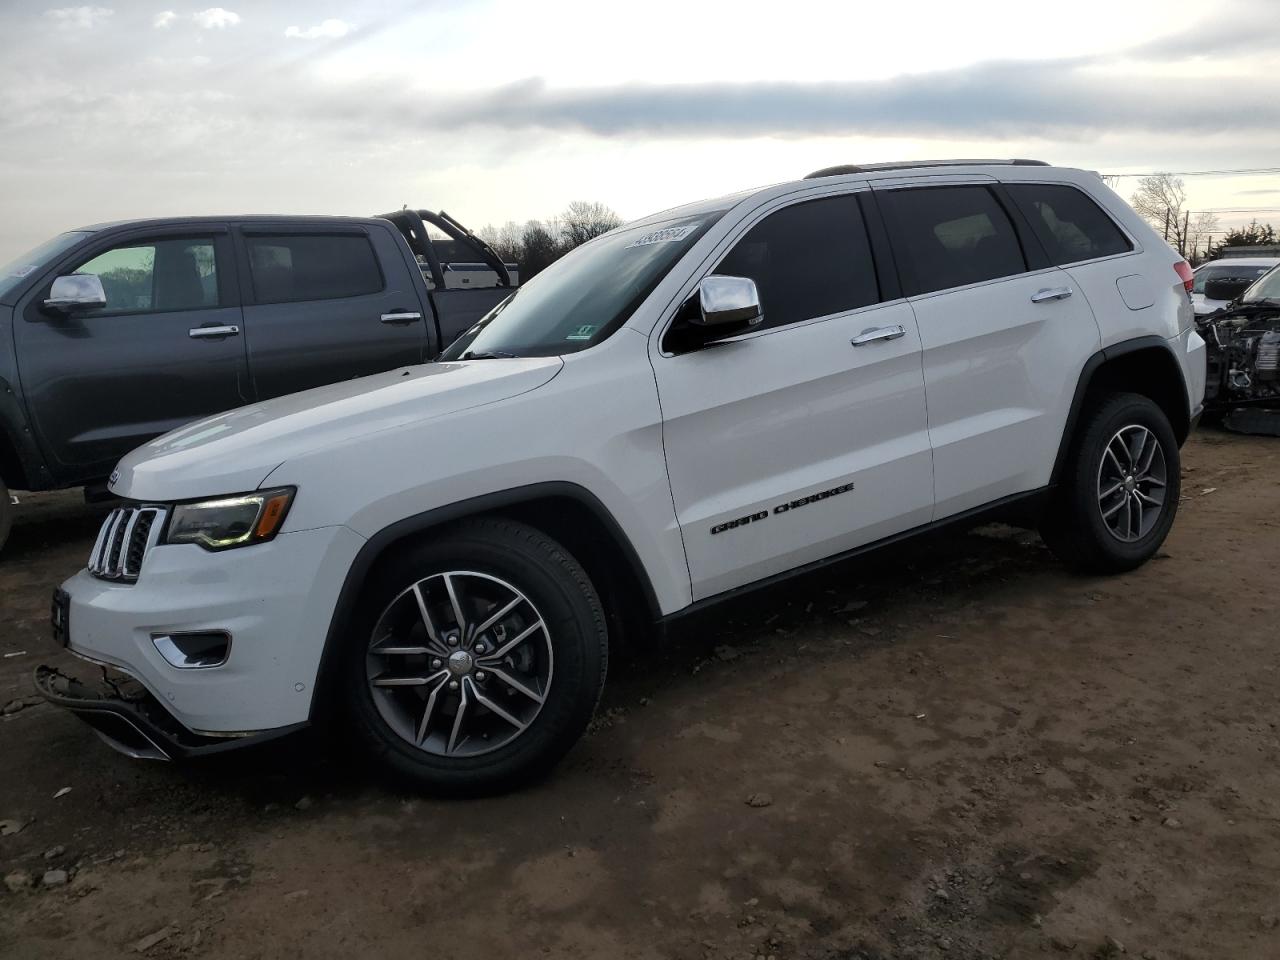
[440,211,724,359]
[0,231,91,302]
[246,234,384,304]
[75,238,219,315]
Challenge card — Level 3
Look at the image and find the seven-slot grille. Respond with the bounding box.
[88,506,167,582]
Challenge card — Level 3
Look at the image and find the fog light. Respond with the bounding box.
[152,632,231,669]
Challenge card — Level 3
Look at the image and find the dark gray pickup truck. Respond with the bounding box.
[0,209,516,551]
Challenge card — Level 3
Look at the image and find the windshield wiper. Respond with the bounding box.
[457,349,517,360]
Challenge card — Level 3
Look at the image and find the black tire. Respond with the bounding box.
[342,517,607,795]
[1041,392,1181,574]
[0,480,12,556]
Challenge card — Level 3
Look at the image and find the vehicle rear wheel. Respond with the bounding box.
[0,480,12,556]
[342,517,608,794]
[1041,392,1181,574]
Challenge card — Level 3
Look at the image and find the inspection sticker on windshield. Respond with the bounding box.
[565,324,597,341]
[628,222,700,248]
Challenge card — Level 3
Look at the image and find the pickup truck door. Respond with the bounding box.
[652,191,934,602]
[235,224,430,399]
[13,227,250,484]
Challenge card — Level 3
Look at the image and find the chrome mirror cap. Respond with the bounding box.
[44,273,107,311]
[696,275,762,328]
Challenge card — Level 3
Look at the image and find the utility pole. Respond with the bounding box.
[1164,208,1171,241]
[1182,211,1190,258]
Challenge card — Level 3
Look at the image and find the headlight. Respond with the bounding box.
[165,487,295,551]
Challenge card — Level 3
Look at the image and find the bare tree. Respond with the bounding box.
[560,201,622,248]
[478,220,525,266]
[520,220,560,279]
[1186,211,1220,264]
[1130,173,1198,257]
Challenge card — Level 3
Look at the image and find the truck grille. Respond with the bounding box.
[88,506,167,583]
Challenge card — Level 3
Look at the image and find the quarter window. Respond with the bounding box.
[74,238,219,315]
[246,234,383,304]
[713,194,880,331]
[1006,183,1132,266]
[880,186,1027,296]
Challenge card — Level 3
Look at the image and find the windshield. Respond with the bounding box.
[1193,261,1274,294]
[0,232,92,302]
[1241,264,1280,304]
[440,212,724,359]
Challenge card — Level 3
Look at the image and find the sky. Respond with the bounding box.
[2,0,1280,261]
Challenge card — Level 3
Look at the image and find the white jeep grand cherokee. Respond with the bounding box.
[40,160,1206,793]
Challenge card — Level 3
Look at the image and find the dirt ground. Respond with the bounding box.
[0,429,1277,960]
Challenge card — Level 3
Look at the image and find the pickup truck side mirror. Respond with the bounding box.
[44,274,107,313]
[693,275,763,329]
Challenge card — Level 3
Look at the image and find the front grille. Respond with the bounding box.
[88,506,167,583]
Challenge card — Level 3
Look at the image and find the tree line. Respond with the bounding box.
[479,201,623,279]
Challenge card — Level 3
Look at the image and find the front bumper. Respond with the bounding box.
[34,664,305,760]
[41,523,365,740]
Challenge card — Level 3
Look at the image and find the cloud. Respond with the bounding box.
[192,7,239,29]
[43,6,113,29]
[342,60,1280,141]
[153,10,176,29]
[284,19,355,40]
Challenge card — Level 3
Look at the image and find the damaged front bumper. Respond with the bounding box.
[34,663,306,761]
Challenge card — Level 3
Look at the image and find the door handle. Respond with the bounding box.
[188,324,240,339]
[850,324,906,347]
[1030,286,1073,303]
[381,311,423,324]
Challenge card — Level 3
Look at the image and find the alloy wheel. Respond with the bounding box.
[1096,424,1167,543]
[365,570,553,757]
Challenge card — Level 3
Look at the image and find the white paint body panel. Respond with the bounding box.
[901,266,1100,518]
[59,162,1206,737]
[654,300,933,600]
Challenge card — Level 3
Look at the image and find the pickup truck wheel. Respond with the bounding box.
[1041,392,1181,574]
[0,480,12,555]
[342,517,608,794]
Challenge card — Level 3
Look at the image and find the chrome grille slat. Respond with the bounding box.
[86,505,167,584]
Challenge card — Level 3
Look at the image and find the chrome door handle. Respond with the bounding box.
[850,324,906,347]
[381,311,423,324]
[188,324,240,339]
[1030,286,1073,303]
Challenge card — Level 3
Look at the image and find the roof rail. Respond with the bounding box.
[804,159,1050,179]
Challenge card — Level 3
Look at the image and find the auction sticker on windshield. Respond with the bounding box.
[565,324,597,341]
[628,223,701,247]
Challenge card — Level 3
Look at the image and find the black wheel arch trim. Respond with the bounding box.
[308,481,662,724]
[0,374,53,491]
[1050,335,1191,485]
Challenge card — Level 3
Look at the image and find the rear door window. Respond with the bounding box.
[1006,183,1132,265]
[879,186,1027,296]
[713,193,880,331]
[245,234,383,304]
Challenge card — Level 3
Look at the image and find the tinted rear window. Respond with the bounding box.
[880,186,1027,296]
[714,193,880,330]
[246,234,383,304]
[1006,183,1132,266]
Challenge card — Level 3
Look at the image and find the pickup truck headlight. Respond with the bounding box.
[165,488,295,551]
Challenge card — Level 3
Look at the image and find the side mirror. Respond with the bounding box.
[44,274,106,312]
[694,275,763,329]
[1203,276,1253,303]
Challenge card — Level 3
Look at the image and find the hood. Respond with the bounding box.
[111,358,563,502]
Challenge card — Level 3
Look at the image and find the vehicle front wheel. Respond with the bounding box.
[1041,392,1181,574]
[342,517,608,794]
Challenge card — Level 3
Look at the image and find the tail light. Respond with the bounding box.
[1173,260,1194,294]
